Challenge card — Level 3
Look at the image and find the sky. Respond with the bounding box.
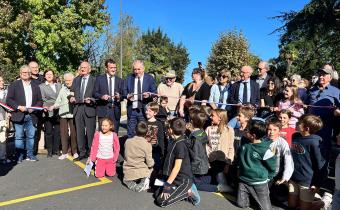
[107,0,309,85]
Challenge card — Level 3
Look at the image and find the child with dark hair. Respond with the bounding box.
[123,121,154,192]
[157,96,170,122]
[87,117,120,178]
[289,114,326,210]
[279,109,295,146]
[155,118,199,207]
[237,120,277,210]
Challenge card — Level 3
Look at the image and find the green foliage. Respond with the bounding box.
[206,30,260,77]
[273,0,339,78]
[0,0,109,81]
[135,28,190,83]
[101,14,140,78]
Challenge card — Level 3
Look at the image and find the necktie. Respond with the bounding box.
[243,82,248,104]
[137,77,142,108]
[80,77,86,102]
[109,76,113,103]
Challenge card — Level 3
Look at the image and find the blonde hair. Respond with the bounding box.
[212,109,228,134]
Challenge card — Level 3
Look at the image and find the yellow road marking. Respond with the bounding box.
[0,156,112,207]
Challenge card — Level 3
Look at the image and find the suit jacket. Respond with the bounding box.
[71,75,96,117]
[227,79,260,106]
[6,80,43,124]
[252,74,272,91]
[124,73,157,118]
[39,82,62,117]
[93,74,124,119]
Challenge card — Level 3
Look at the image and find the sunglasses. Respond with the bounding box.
[219,75,228,79]
[166,77,175,80]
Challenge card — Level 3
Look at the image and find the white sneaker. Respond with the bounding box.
[139,177,150,192]
[321,192,332,210]
[216,172,227,185]
[217,184,233,193]
[58,154,68,160]
[73,153,79,159]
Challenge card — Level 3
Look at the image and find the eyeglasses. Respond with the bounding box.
[166,77,175,80]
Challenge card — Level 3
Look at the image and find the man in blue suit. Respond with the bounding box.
[124,60,157,137]
[93,59,124,132]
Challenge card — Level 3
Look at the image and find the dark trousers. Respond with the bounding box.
[0,142,6,160]
[44,116,60,155]
[237,181,271,210]
[74,106,96,157]
[194,175,218,192]
[33,115,43,155]
[127,108,146,138]
[155,178,192,207]
[60,118,77,155]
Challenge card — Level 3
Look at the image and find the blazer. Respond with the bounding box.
[252,74,272,91]
[6,79,43,124]
[39,82,62,117]
[227,79,260,106]
[93,74,124,118]
[124,73,157,118]
[70,75,96,117]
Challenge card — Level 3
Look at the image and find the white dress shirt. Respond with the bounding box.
[106,74,115,96]
[22,80,33,107]
[133,74,144,109]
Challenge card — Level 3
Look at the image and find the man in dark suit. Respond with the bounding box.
[93,59,124,132]
[6,65,43,162]
[228,65,260,107]
[253,61,272,91]
[124,60,157,138]
[69,61,96,161]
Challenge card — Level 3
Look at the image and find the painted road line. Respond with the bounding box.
[0,157,112,207]
[0,179,111,207]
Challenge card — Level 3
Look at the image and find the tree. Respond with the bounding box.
[206,30,260,77]
[0,0,109,81]
[135,28,190,83]
[273,0,339,77]
[100,14,139,78]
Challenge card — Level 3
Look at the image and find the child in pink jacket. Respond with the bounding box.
[87,117,120,178]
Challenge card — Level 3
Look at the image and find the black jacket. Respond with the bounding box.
[186,129,209,175]
[6,80,43,124]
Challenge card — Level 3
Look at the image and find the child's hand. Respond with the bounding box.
[275,179,287,185]
[86,158,92,165]
[309,185,319,193]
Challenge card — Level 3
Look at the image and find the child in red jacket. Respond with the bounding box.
[87,117,120,178]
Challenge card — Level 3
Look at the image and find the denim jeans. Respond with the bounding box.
[237,181,271,210]
[332,190,340,210]
[14,114,36,157]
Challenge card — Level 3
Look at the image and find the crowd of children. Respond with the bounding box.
[76,94,338,209]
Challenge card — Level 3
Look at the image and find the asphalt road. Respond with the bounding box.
[0,120,242,210]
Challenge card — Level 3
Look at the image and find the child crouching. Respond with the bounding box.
[87,117,120,178]
[155,117,199,207]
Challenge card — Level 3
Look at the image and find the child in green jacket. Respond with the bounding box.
[237,119,277,210]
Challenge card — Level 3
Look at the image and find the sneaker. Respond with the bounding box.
[73,153,79,159]
[321,192,332,210]
[138,177,150,192]
[216,172,227,185]
[58,154,69,160]
[189,183,200,206]
[26,156,39,162]
[217,184,233,193]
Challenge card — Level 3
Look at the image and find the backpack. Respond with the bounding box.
[186,130,209,175]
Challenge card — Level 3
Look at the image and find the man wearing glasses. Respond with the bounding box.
[6,65,43,163]
[254,61,272,91]
[157,70,184,116]
[306,66,340,162]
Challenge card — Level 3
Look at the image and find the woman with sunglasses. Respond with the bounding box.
[209,69,231,110]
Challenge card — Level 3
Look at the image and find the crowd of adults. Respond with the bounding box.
[0,58,339,208]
